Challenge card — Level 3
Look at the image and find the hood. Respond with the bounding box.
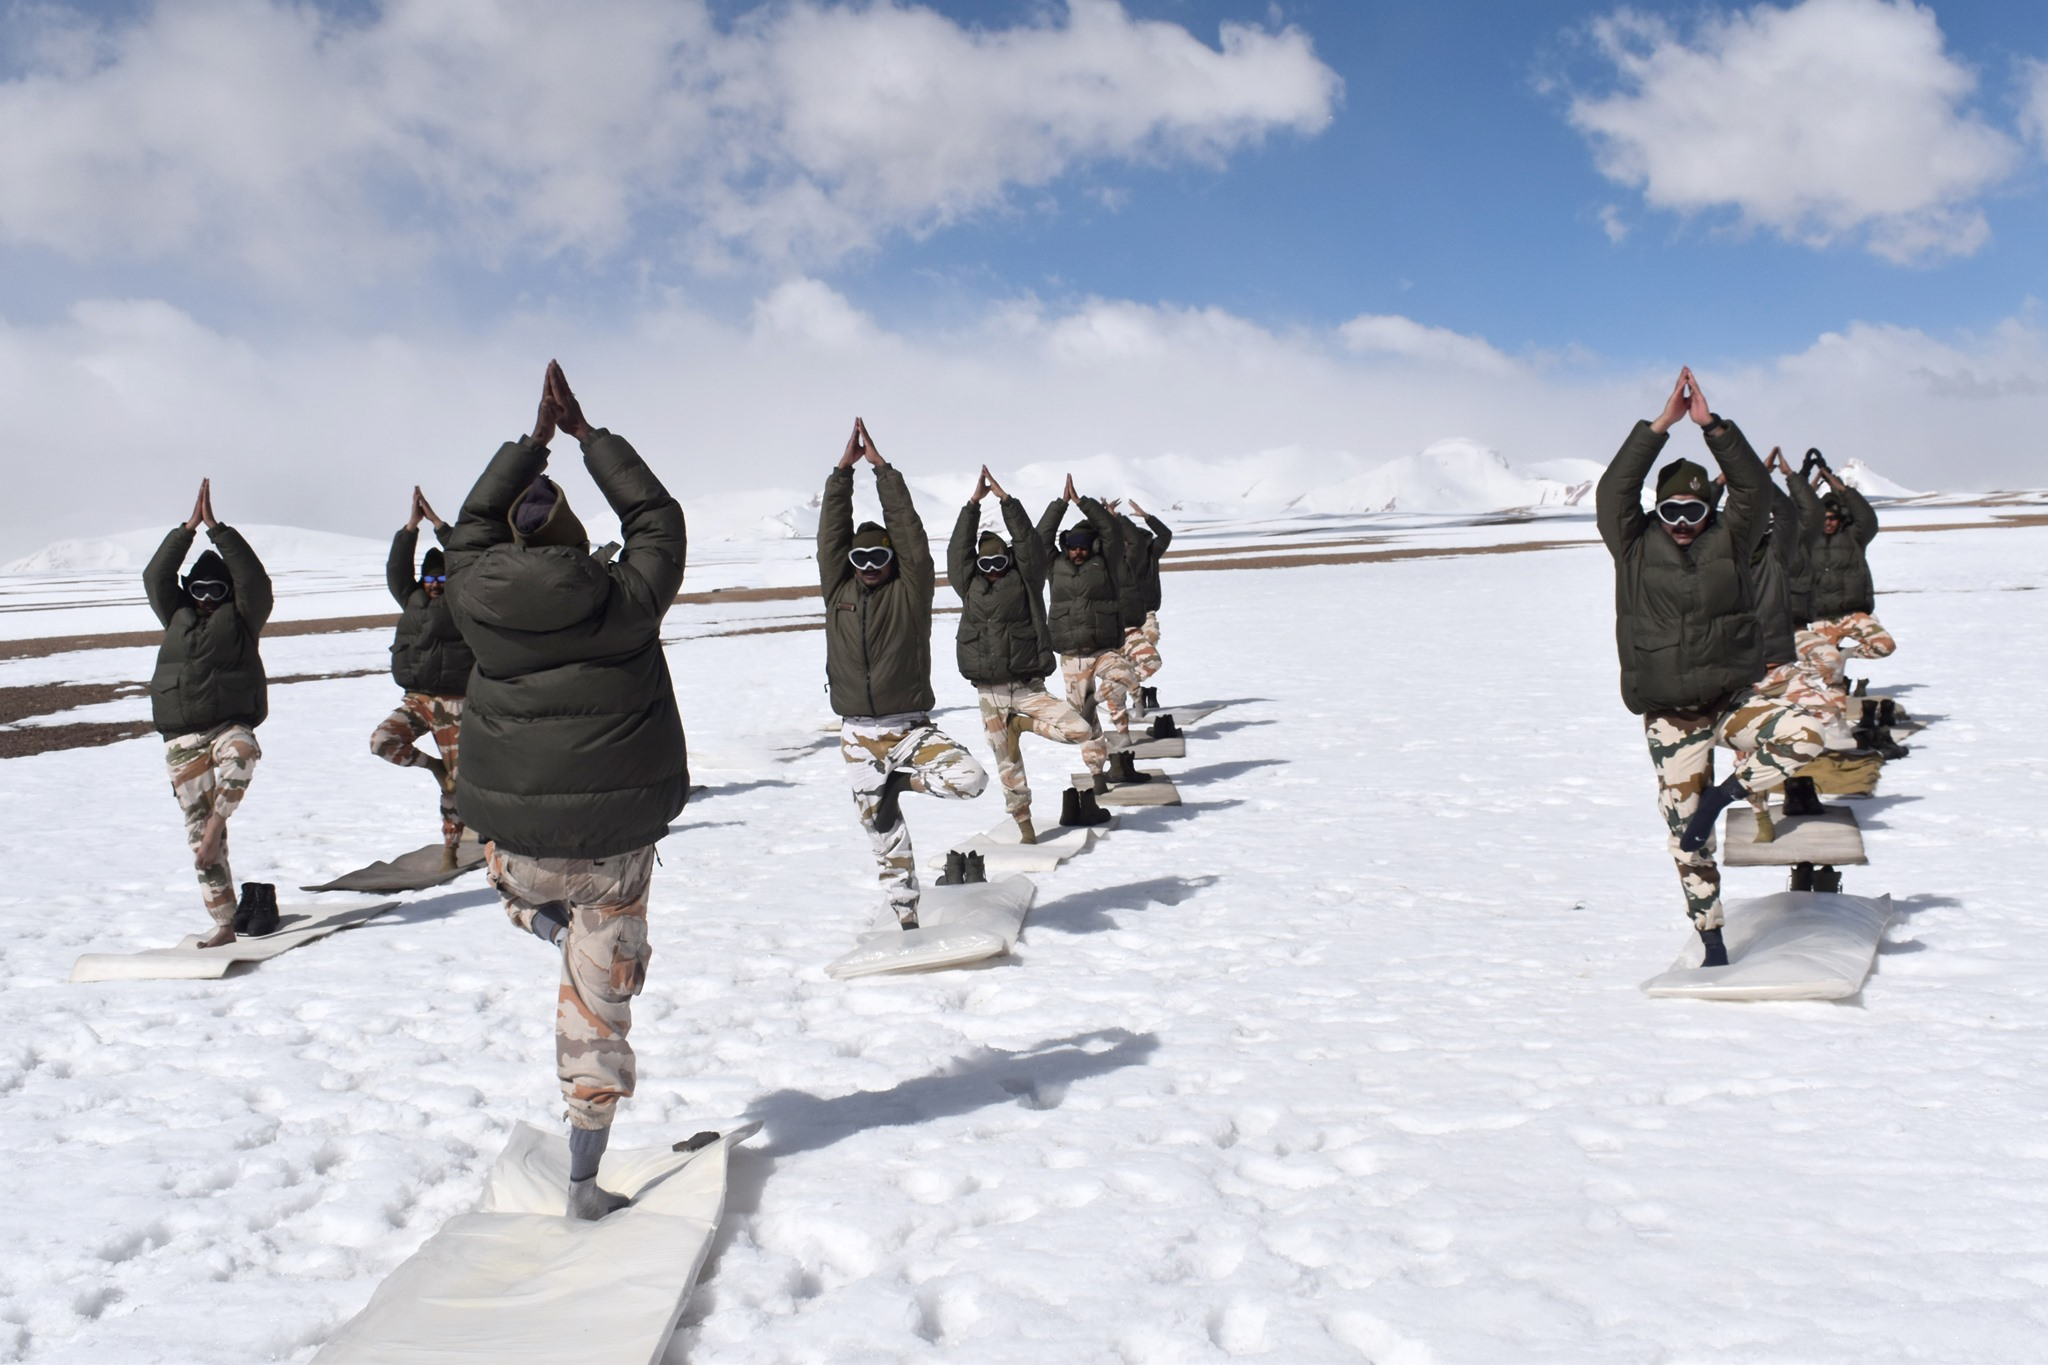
[455,543,610,633]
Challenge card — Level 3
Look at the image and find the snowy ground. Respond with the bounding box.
[1,513,2045,1362]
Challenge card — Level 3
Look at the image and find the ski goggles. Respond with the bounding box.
[975,554,1011,574]
[421,574,447,585]
[1655,499,1709,526]
[187,580,230,602]
[848,546,895,571]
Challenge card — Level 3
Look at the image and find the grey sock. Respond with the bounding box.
[530,902,569,947]
[568,1124,610,1182]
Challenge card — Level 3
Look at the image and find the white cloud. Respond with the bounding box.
[0,0,1339,284]
[1568,0,2019,263]
[3,282,2042,558]
[1337,314,1516,373]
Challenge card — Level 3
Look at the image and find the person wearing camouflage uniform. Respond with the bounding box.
[1747,449,1836,726]
[821,419,989,929]
[144,480,273,949]
[445,362,688,1221]
[1114,499,1172,687]
[370,487,476,859]
[1787,456,1897,743]
[1039,476,1144,787]
[950,466,1092,843]
[1599,371,1824,966]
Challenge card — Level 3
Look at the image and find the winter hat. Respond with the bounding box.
[420,547,447,577]
[1060,525,1098,551]
[1654,459,1721,508]
[1821,493,1845,518]
[852,521,892,551]
[184,549,232,595]
[510,475,587,548]
[977,531,1009,556]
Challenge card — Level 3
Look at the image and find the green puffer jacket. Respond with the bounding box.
[949,496,1055,686]
[1750,483,1804,668]
[387,526,475,696]
[1126,512,1173,614]
[445,430,689,860]
[1596,418,1769,715]
[143,525,274,736]
[819,463,935,718]
[1789,475,1878,619]
[1037,496,1125,655]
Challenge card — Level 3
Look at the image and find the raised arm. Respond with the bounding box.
[1142,512,1173,557]
[1786,465,1827,553]
[818,466,855,598]
[874,461,932,596]
[1036,498,1065,560]
[1077,495,1123,587]
[1596,422,1667,558]
[447,437,549,573]
[1002,496,1043,584]
[584,430,686,612]
[143,525,197,626]
[1703,418,1767,557]
[387,526,420,605]
[947,502,978,603]
[1839,482,1880,545]
[209,526,274,633]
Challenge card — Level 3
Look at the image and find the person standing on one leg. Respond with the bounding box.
[144,480,273,949]
[1787,451,1897,747]
[370,487,476,866]
[1598,370,1823,967]
[820,418,989,930]
[951,466,1091,845]
[1121,498,1172,696]
[1749,450,1835,742]
[445,361,689,1221]
[1039,476,1144,789]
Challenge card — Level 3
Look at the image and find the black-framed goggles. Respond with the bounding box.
[848,546,895,571]
[1655,499,1709,526]
[976,553,1011,574]
[187,580,230,602]
[421,574,448,585]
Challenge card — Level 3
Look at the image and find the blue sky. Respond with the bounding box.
[2,0,2047,547]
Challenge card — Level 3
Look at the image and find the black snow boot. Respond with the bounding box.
[233,883,260,935]
[1059,787,1083,828]
[1698,926,1730,969]
[937,850,966,886]
[1108,751,1153,786]
[963,851,987,884]
[243,884,280,937]
[870,769,914,834]
[1076,789,1112,827]
[1679,776,1746,854]
[1855,726,1909,761]
[1878,699,1898,728]
[566,1126,630,1221]
[1148,714,1180,740]
[1140,686,1159,710]
[1780,776,1825,818]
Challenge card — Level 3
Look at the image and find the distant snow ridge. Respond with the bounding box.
[5,524,387,574]
[1837,459,1920,499]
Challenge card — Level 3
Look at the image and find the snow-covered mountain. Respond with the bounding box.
[4,524,388,575]
[1838,459,1921,499]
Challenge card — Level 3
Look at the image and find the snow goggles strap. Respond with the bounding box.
[976,554,1011,574]
[848,546,895,571]
[1656,499,1709,526]
[187,580,230,602]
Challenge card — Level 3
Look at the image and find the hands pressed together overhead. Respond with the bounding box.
[184,479,218,532]
[530,360,592,447]
[1650,367,1715,436]
[837,417,886,471]
[406,486,446,531]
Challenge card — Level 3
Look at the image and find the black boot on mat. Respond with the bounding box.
[1148,714,1180,740]
[1780,776,1825,818]
[1698,926,1730,969]
[1059,787,1083,828]
[1108,751,1153,786]
[233,883,260,935]
[1679,776,1745,853]
[1141,686,1159,710]
[1071,788,1112,827]
[244,884,280,937]
[937,850,966,886]
[964,851,987,884]
[870,769,913,834]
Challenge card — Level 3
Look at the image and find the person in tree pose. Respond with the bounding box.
[819,418,988,929]
[144,480,275,948]
[950,466,1094,844]
[1598,370,1823,966]
[446,361,689,1221]
[370,487,476,865]
[1787,450,1898,750]
[1039,476,1147,789]
[1117,498,1172,703]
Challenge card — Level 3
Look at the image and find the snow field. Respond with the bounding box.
[0,524,2044,1361]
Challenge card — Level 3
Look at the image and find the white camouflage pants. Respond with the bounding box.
[841,712,989,923]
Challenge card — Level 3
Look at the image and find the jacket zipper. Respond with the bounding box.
[859,590,876,716]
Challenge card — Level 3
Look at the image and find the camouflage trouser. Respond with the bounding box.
[842,712,989,923]
[485,843,655,1132]
[977,681,1094,815]
[370,691,464,847]
[1795,613,1898,723]
[1061,649,1137,750]
[1755,659,1834,721]
[164,723,262,927]
[1644,688,1825,930]
[1141,611,1161,646]
[1121,625,1162,683]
